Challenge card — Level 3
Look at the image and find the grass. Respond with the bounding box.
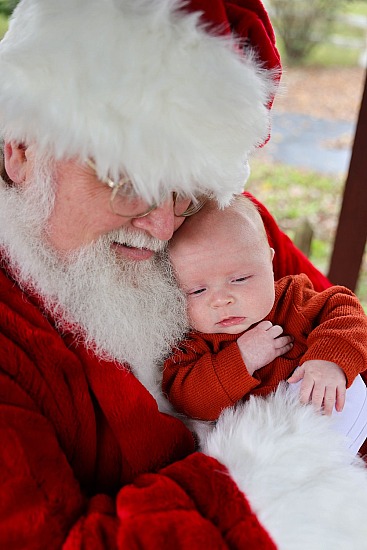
[346,1,367,17]
[304,43,360,67]
[247,157,367,311]
[274,0,367,67]
[276,31,362,68]
[0,13,8,38]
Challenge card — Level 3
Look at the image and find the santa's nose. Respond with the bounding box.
[131,197,175,241]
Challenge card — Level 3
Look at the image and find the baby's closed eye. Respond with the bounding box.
[187,288,206,296]
[231,275,251,283]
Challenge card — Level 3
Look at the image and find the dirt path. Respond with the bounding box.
[273,67,366,121]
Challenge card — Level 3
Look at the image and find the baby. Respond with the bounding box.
[163,195,367,451]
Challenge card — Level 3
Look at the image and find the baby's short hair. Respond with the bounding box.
[169,193,269,251]
[227,194,269,244]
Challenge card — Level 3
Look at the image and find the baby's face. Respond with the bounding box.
[169,213,275,334]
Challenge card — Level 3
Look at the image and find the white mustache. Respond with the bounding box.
[107,227,166,252]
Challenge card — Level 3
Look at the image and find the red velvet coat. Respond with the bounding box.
[0,195,341,549]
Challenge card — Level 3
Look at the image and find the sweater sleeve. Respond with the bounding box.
[290,275,367,385]
[162,333,260,421]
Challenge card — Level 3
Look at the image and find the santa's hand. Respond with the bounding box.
[237,320,293,375]
[287,360,347,415]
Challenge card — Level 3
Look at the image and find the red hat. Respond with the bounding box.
[187,0,280,75]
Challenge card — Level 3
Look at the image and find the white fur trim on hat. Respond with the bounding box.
[0,0,276,206]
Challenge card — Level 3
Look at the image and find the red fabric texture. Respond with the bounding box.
[163,274,367,420]
[117,454,275,549]
[186,0,281,72]
[0,259,275,549]
[0,193,354,548]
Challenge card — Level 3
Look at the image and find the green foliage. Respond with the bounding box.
[247,160,342,229]
[347,1,367,16]
[0,0,18,17]
[0,0,18,38]
[268,0,350,64]
[305,43,360,67]
[0,13,8,38]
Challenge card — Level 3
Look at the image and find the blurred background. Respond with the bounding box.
[249,0,367,309]
[0,0,366,308]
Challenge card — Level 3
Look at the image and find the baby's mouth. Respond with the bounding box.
[217,316,246,327]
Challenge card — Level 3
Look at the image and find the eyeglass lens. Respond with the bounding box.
[87,159,205,218]
[111,187,201,218]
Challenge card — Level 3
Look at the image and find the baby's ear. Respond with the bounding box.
[3,141,28,185]
[270,247,275,261]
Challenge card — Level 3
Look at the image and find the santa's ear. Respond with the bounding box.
[3,141,28,185]
[270,247,275,261]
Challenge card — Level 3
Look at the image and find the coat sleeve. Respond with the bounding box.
[114,453,275,549]
[0,366,274,550]
[62,454,276,549]
[0,305,275,550]
[162,334,260,421]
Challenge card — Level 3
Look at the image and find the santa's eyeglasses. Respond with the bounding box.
[86,159,206,219]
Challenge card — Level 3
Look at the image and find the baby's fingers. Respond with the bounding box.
[298,375,315,406]
[267,324,284,338]
[274,335,293,352]
[322,385,336,416]
[274,336,293,353]
[257,320,274,331]
[335,385,346,413]
[287,365,304,384]
[309,382,326,412]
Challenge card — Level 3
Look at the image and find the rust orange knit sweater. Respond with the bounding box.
[163,274,367,421]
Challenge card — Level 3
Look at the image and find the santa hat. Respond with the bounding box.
[0,0,280,205]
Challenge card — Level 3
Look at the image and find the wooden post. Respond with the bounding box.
[293,218,314,257]
[328,70,367,291]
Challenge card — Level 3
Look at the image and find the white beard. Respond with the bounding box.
[0,159,188,408]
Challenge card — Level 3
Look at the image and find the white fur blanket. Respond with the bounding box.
[203,385,367,549]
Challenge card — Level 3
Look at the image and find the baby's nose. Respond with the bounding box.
[211,293,234,308]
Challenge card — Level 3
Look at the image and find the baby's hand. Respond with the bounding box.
[287,360,346,415]
[237,320,293,375]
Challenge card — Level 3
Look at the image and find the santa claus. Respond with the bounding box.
[0,0,367,548]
